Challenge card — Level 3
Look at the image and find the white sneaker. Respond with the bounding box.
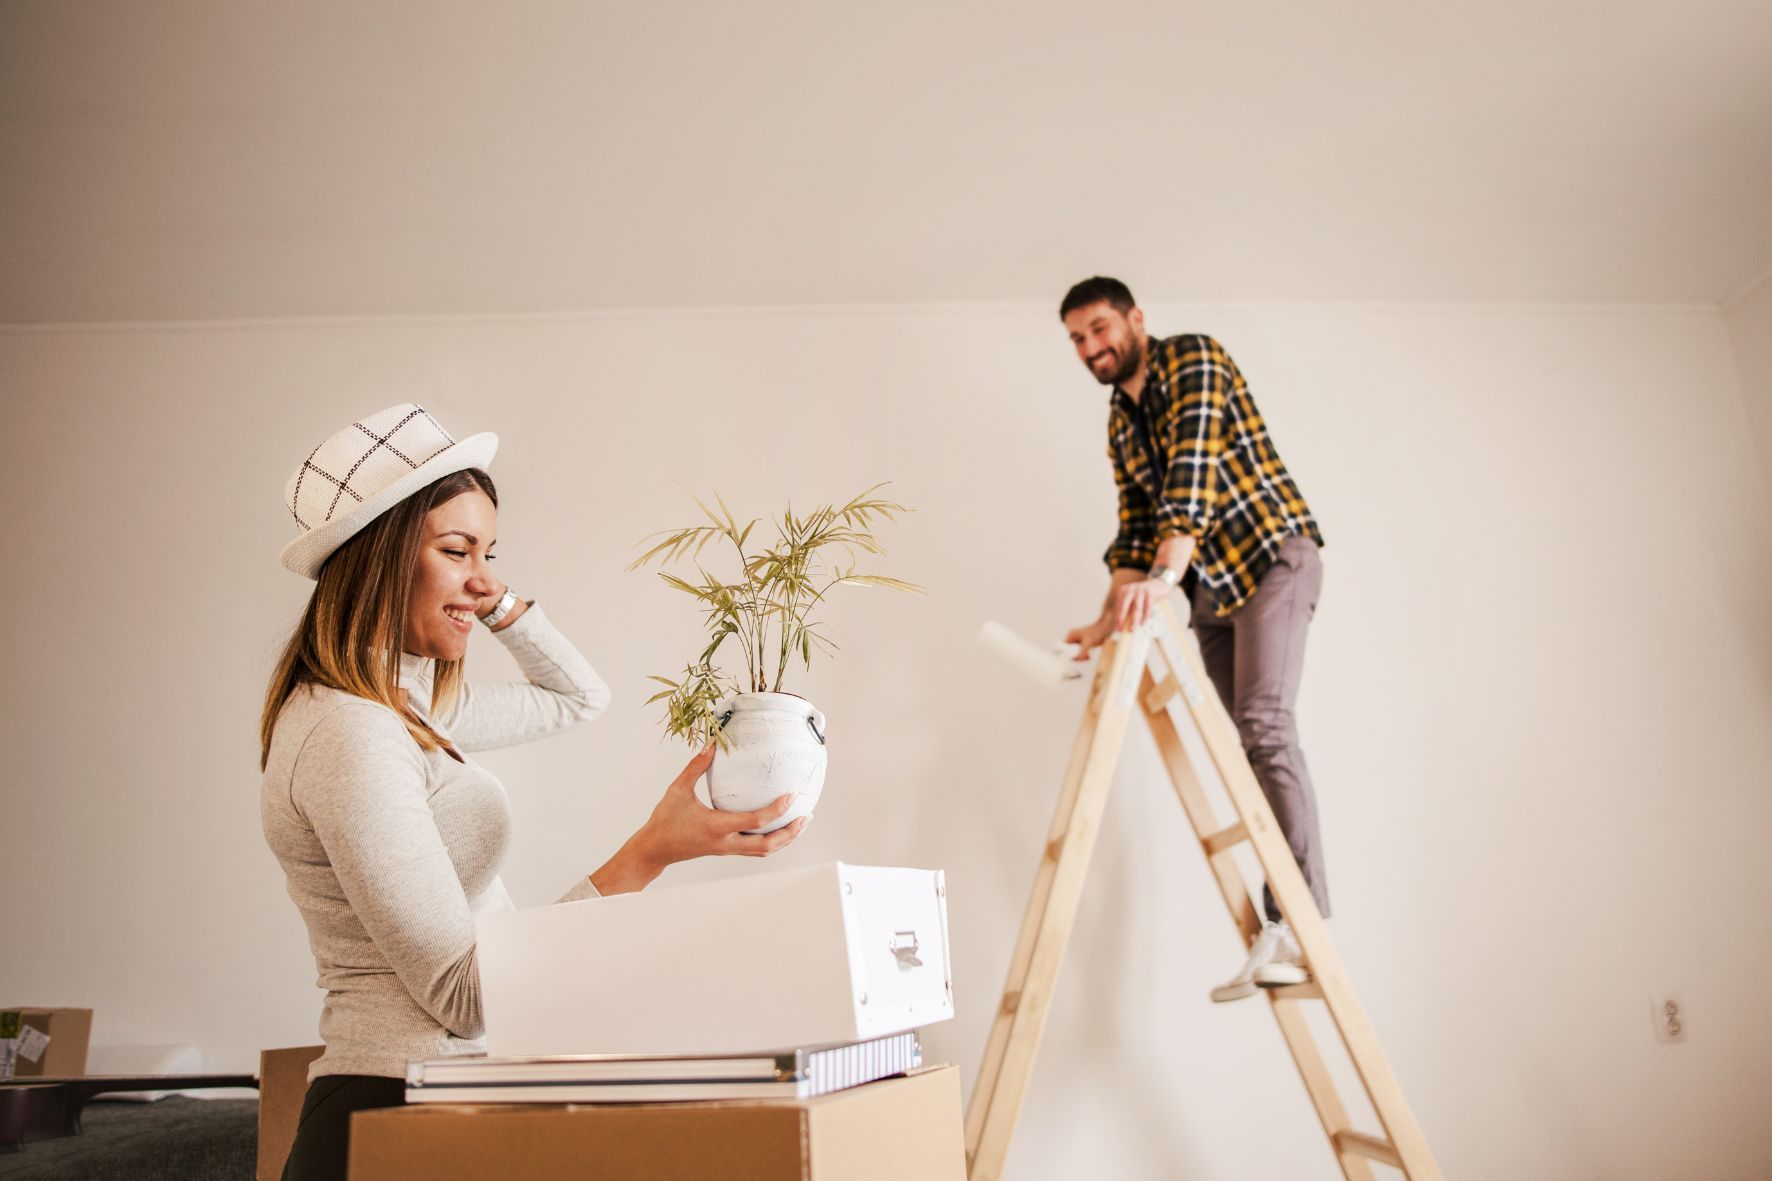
[1210,920,1292,1003]
[1253,921,1309,988]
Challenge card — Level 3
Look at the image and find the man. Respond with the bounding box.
[1060,276,1329,1003]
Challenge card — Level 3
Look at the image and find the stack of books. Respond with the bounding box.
[404,1030,921,1104]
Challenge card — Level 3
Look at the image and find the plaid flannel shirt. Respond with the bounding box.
[1104,333,1323,616]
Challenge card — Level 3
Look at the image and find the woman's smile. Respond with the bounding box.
[405,490,500,660]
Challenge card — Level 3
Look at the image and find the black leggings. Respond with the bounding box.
[281,1074,405,1181]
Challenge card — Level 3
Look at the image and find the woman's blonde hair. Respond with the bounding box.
[260,468,498,769]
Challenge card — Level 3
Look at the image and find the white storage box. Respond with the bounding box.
[476,861,953,1057]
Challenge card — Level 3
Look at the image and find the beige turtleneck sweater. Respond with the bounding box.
[260,604,611,1080]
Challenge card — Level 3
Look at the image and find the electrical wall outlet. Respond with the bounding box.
[1650,992,1687,1043]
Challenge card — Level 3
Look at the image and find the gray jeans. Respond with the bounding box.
[1190,535,1330,921]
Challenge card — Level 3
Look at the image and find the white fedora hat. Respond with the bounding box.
[280,403,498,579]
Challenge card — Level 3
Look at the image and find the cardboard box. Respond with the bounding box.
[477,861,954,1057]
[349,1064,965,1181]
[0,1007,91,1078]
[258,1044,325,1181]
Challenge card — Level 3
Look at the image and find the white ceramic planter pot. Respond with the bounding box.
[706,692,827,834]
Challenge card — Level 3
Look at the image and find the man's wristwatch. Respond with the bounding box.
[481,587,519,628]
[1148,564,1182,589]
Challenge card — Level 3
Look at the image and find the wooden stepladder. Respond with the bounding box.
[964,600,1442,1180]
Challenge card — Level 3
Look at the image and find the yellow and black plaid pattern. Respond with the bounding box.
[1104,333,1322,616]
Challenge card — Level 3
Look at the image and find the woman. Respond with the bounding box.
[260,404,807,1180]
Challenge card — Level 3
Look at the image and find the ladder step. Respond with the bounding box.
[1201,821,1249,855]
[1333,1130,1402,1169]
[1142,677,1179,714]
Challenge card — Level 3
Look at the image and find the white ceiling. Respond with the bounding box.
[3,1,1769,323]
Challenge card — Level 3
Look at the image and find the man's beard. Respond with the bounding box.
[1091,341,1144,386]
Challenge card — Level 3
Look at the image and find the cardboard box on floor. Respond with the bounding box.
[258,1044,325,1181]
[348,1064,966,1181]
[0,1007,92,1078]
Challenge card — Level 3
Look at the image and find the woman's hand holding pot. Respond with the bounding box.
[590,745,808,895]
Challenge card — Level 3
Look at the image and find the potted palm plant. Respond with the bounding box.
[630,485,922,833]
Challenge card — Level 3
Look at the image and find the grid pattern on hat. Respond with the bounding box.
[289,405,457,532]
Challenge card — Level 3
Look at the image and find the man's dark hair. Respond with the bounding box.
[1059,276,1136,320]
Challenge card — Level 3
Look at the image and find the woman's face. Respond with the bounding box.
[404,489,499,661]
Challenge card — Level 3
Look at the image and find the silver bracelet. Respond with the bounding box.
[1148,564,1182,588]
[481,587,519,628]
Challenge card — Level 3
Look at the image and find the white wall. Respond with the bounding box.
[1726,272,1772,491]
[3,303,1770,1180]
[8,1,1772,321]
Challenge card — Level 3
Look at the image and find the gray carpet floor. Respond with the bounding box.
[2,1096,257,1180]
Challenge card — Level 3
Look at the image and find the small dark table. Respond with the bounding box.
[0,1075,256,1151]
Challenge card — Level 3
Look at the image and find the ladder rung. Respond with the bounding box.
[1333,1130,1402,1169]
[1267,981,1322,1001]
[1201,821,1249,855]
[1142,677,1179,714]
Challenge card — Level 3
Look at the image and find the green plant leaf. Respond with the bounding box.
[633,485,921,740]
[839,574,927,593]
[690,492,727,531]
[627,532,687,570]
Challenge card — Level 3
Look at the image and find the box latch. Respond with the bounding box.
[889,930,924,969]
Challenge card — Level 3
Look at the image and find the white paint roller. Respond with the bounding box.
[977,620,1087,689]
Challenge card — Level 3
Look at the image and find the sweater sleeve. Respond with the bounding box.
[432,603,612,753]
[557,877,601,903]
[291,700,486,1040]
